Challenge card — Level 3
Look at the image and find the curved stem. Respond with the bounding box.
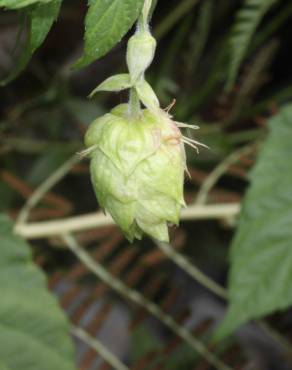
[195,144,255,205]
[71,326,129,370]
[155,241,227,299]
[155,241,292,358]
[16,155,80,226]
[63,233,233,370]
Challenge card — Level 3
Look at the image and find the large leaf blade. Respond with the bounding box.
[1,0,62,85]
[74,0,144,69]
[0,214,76,370]
[216,104,292,338]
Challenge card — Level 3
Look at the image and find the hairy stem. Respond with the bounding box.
[141,0,152,29]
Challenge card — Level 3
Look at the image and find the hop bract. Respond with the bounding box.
[85,104,186,242]
[126,29,156,83]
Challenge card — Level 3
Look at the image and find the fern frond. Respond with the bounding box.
[227,0,279,90]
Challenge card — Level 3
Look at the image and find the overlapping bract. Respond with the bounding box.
[85,104,186,242]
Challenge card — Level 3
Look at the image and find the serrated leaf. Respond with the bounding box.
[135,79,159,111]
[0,214,76,370]
[89,73,132,97]
[216,104,292,339]
[0,0,52,9]
[226,0,278,89]
[74,0,144,69]
[1,0,62,85]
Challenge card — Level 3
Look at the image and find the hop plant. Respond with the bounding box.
[84,0,204,242]
[86,105,189,242]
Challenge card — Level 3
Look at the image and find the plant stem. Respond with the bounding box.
[195,145,256,205]
[155,241,227,299]
[141,0,152,29]
[15,154,80,226]
[15,203,240,239]
[16,155,81,227]
[129,88,141,117]
[154,241,292,358]
[71,326,130,370]
[63,233,233,370]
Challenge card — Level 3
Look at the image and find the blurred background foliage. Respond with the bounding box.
[1,0,292,369]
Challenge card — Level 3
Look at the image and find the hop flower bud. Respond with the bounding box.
[85,104,186,242]
[126,29,156,83]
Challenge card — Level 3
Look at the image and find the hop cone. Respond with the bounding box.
[85,104,186,242]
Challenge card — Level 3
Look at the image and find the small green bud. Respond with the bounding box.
[85,104,186,242]
[126,29,156,83]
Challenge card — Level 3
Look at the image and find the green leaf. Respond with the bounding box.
[216,104,292,339]
[226,0,279,89]
[89,73,132,97]
[135,79,159,111]
[0,0,52,9]
[74,0,144,69]
[0,214,76,370]
[1,0,62,85]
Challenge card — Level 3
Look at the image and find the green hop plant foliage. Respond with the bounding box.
[84,0,202,242]
[85,104,186,242]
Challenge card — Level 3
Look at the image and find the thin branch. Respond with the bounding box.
[63,233,233,370]
[15,203,240,239]
[154,238,292,358]
[71,325,129,370]
[16,155,81,226]
[155,240,227,299]
[195,145,255,205]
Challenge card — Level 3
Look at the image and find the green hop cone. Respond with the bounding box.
[85,104,186,242]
